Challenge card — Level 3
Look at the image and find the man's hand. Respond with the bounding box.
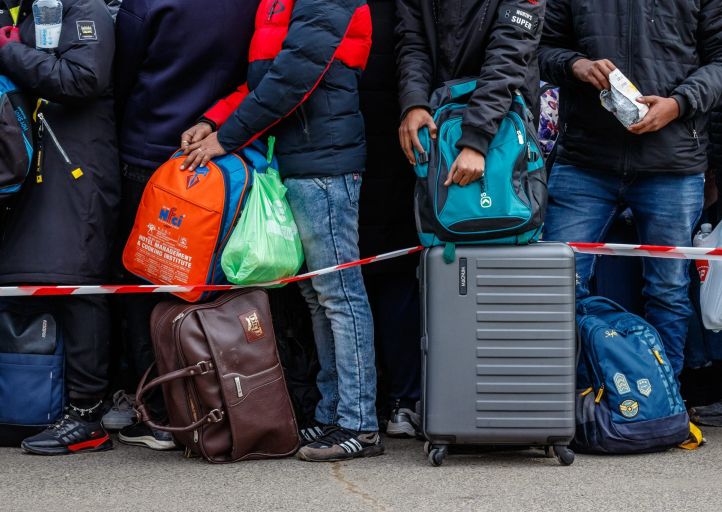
[628,96,680,135]
[180,132,227,170]
[0,26,20,49]
[180,122,213,154]
[399,107,437,165]
[571,58,617,90]
[445,147,485,187]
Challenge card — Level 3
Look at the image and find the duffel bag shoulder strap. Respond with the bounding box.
[135,362,224,433]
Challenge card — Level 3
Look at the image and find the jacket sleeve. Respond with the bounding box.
[113,0,152,117]
[457,0,547,157]
[216,0,359,152]
[0,0,115,104]
[671,0,722,120]
[537,0,585,87]
[395,0,434,118]
[202,83,250,130]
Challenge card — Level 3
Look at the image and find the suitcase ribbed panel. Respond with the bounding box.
[422,243,577,445]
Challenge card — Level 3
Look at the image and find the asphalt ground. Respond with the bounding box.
[1,428,721,512]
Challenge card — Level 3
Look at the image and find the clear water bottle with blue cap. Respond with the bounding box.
[32,0,63,50]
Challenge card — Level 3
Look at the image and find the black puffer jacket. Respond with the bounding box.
[358,0,417,276]
[0,0,120,284]
[539,0,722,175]
[395,0,546,157]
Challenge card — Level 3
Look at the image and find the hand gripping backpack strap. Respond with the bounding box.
[134,363,225,433]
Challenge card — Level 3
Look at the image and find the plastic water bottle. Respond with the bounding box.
[694,223,713,283]
[32,0,63,50]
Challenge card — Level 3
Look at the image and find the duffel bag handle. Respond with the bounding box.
[134,362,225,433]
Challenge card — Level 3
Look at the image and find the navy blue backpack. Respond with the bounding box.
[413,78,547,259]
[574,297,690,454]
[0,75,33,200]
[0,311,64,446]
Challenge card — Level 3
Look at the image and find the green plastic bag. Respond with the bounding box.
[221,139,304,286]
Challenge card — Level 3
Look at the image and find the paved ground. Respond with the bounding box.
[2,429,721,512]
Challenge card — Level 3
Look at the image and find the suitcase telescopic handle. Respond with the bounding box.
[135,362,225,433]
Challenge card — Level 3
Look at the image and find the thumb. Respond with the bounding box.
[427,119,438,140]
[444,160,456,187]
[636,96,657,106]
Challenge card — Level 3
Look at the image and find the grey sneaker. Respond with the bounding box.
[386,402,421,438]
[296,426,384,462]
[118,422,177,451]
[101,390,137,431]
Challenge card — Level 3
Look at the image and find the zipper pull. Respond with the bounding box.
[35,118,45,183]
[594,385,605,404]
[172,312,185,324]
[653,349,666,365]
[38,113,84,179]
[693,129,700,149]
[516,129,524,145]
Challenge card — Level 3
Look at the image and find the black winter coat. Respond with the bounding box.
[395,0,545,157]
[359,0,417,276]
[0,0,120,284]
[114,0,259,169]
[539,0,722,175]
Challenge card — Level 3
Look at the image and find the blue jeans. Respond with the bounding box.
[543,164,704,377]
[285,174,377,432]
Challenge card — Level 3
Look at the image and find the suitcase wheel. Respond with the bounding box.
[552,445,575,466]
[423,441,431,456]
[427,445,448,467]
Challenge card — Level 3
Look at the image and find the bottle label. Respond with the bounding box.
[35,23,62,49]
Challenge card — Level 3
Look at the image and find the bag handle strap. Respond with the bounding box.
[576,296,627,316]
[134,362,225,433]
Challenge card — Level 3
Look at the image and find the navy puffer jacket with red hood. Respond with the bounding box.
[203,0,372,178]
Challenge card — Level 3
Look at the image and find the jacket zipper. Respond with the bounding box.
[691,120,700,149]
[297,105,311,142]
[623,0,633,174]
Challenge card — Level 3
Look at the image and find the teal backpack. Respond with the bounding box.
[0,75,33,201]
[413,78,546,260]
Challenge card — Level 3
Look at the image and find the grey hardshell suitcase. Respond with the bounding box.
[420,243,576,466]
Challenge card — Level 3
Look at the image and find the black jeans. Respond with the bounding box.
[112,163,166,419]
[365,271,421,409]
[1,295,111,401]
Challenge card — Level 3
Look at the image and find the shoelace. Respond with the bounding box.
[316,426,357,447]
[111,390,135,411]
[51,415,74,431]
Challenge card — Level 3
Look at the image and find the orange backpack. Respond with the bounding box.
[122,142,276,302]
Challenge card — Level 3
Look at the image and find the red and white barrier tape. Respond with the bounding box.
[567,242,722,261]
[0,246,424,297]
[0,242,717,297]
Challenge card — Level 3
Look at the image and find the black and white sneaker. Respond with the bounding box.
[119,422,177,451]
[296,426,384,462]
[299,421,327,447]
[386,401,421,438]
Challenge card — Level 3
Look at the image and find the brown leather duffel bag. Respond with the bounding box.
[135,289,299,463]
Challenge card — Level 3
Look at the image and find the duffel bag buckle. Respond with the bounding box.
[207,409,224,423]
[195,360,214,375]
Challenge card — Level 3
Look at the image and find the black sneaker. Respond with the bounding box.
[296,426,384,462]
[386,401,421,438]
[119,422,177,451]
[299,421,327,447]
[21,414,113,456]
